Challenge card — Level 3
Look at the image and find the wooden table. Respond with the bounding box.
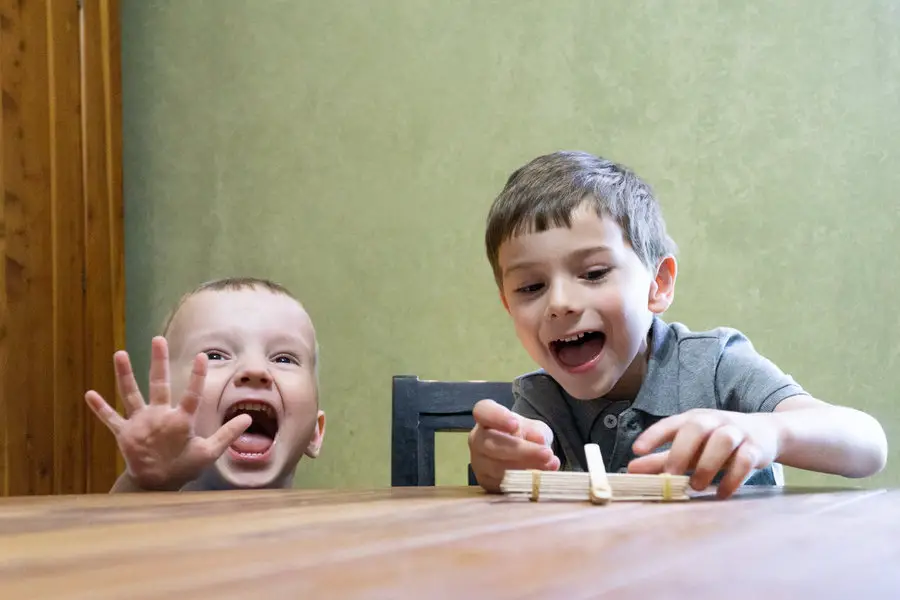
[1,485,898,599]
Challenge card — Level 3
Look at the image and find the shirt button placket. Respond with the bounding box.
[609,410,636,473]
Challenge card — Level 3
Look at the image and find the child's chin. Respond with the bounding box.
[215,456,285,489]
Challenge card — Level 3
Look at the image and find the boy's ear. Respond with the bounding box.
[304,410,326,459]
[648,255,677,314]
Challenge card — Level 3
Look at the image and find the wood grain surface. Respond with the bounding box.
[1,485,897,599]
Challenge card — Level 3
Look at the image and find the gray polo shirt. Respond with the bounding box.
[512,317,809,486]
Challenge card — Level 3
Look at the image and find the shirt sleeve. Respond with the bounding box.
[715,330,809,413]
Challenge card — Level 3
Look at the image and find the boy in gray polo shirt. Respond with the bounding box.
[468,151,887,499]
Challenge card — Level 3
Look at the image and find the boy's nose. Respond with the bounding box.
[545,279,581,319]
[235,365,273,388]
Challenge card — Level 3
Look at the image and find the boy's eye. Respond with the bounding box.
[205,350,227,361]
[273,354,299,365]
[583,268,611,281]
[515,283,544,294]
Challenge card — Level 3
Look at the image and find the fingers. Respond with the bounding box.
[627,450,670,474]
[84,390,126,435]
[469,443,560,492]
[113,351,145,416]
[634,411,729,476]
[717,443,758,499]
[663,420,712,475]
[468,421,560,492]
[469,404,560,492]
[471,400,552,446]
[629,410,768,499]
[542,455,561,471]
[629,435,758,497]
[632,413,686,456]
[204,413,253,457]
[178,353,208,416]
[520,419,553,447]
[147,336,172,406]
[472,399,519,435]
[472,427,554,465]
[691,425,745,490]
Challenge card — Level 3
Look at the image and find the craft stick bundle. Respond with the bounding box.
[500,444,690,503]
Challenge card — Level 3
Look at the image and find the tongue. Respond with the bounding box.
[557,337,604,368]
[230,433,273,455]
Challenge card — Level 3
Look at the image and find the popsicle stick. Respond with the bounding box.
[584,443,611,505]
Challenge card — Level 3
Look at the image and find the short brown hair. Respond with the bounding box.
[485,151,676,285]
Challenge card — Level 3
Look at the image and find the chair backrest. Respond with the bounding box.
[391,375,515,487]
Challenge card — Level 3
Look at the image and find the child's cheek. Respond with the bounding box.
[282,380,319,418]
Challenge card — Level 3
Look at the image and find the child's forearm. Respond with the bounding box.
[771,403,888,478]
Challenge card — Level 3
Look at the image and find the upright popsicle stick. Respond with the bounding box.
[584,443,611,504]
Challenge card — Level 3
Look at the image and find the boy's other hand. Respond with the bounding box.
[468,399,560,493]
[627,408,779,500]
[84,336,252,491]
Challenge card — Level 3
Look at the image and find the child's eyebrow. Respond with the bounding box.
[187,330,237,344]
[268,333,314,353]
[502,261,539,278]
[503,246,612,278]
[183,330,313,352]
[566,245,612,260]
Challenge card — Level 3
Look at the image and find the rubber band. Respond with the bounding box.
[530,470,541,501]
[662,473,671,501]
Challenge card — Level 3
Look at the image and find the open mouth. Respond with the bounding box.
[549,331,606,371]
[224,401,279,459]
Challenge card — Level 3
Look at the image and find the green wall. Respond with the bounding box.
[120,0,900,490]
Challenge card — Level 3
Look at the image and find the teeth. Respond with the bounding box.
[232,402,275,418]
[557,332,587,343]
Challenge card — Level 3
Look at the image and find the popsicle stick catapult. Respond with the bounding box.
[500,444,690,503]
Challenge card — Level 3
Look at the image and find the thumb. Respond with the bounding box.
[205,413,253,457]
[472,399,519,435]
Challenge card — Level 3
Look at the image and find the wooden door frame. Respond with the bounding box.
[0,0,124,496]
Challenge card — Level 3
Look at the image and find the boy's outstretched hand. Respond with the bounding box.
[468,399,560,492]
[627,408,779,499]
[84,336,252,491]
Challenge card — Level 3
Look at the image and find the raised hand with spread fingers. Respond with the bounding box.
[84,336,251,492]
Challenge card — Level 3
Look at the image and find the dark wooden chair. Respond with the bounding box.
[391,375,515,487]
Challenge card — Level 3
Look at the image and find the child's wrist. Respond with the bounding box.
[765,412,793,464]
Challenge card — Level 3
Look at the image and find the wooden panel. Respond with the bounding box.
[81,0,123,491]
[0,2,6,497]
[1,0,55,496]
[0,0,122,496]
[0,486,898,598]
[49,0,88,495]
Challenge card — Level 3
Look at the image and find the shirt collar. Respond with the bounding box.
[629,315,682,417]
